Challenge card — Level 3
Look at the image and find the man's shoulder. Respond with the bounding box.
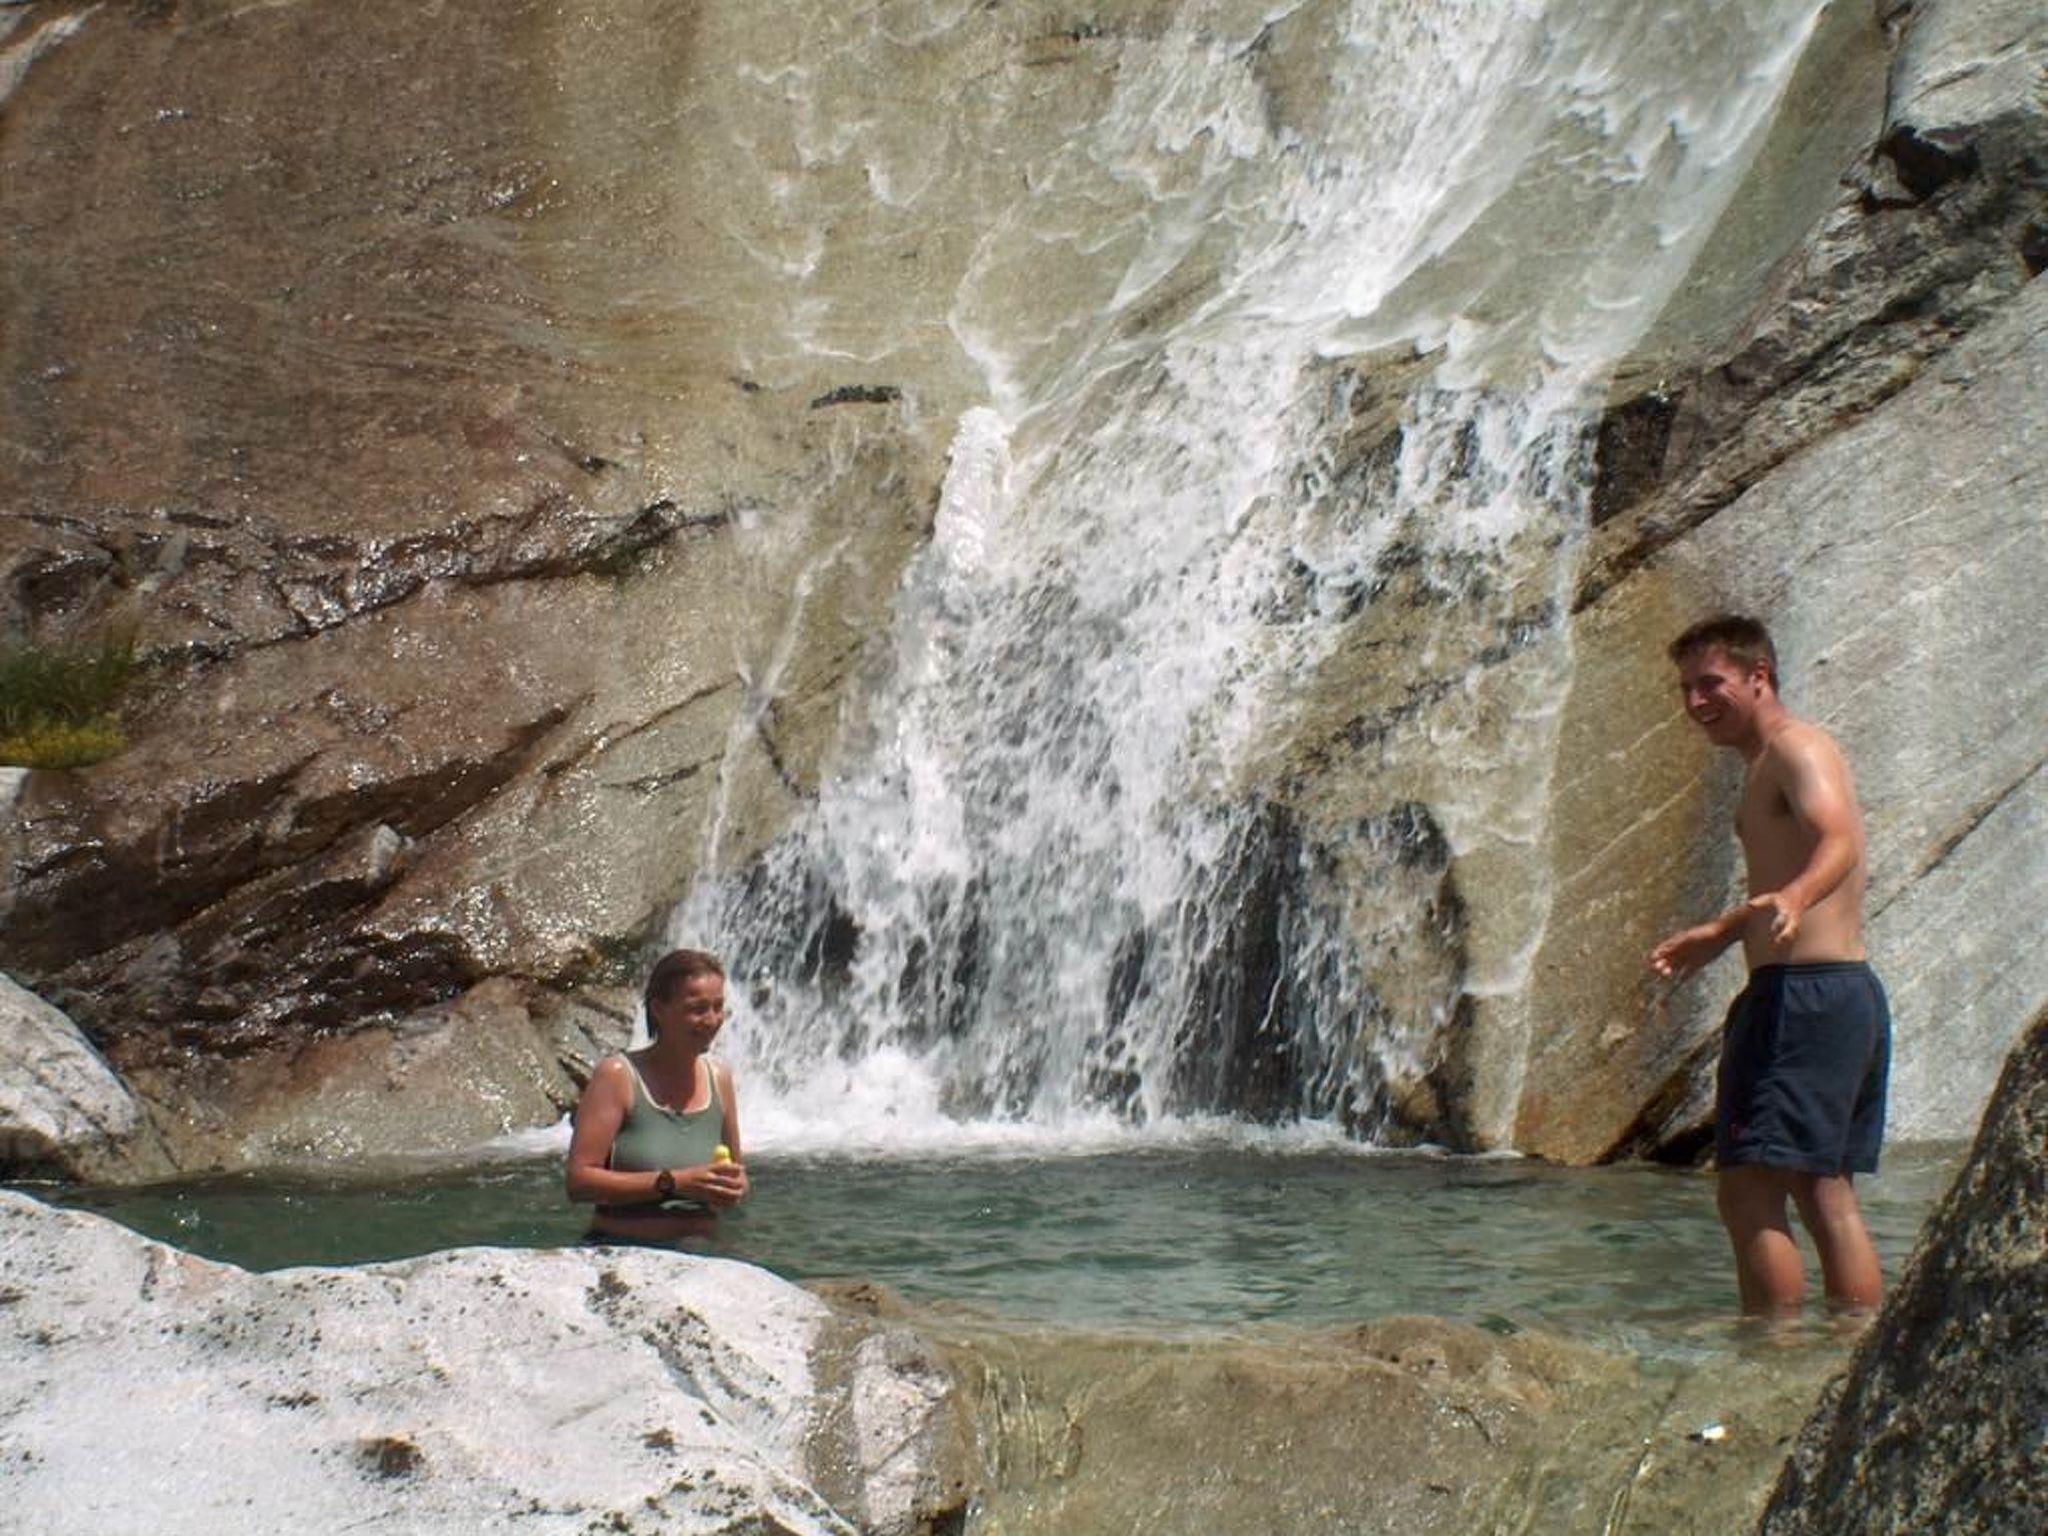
[1764,715,1846,769]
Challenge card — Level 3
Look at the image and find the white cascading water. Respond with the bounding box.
[673,0,1830,1151]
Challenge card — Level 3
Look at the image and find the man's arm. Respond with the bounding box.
[1649,903,1749,981]
[1748,727,1863,945]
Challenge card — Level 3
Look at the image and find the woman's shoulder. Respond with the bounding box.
[587,1053,640,1098]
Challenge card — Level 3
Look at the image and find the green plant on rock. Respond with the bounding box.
[0,630,138,769]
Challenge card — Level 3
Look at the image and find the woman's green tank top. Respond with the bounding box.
[606,1054,724,1211]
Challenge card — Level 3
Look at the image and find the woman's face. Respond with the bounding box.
[654,972,728,1049]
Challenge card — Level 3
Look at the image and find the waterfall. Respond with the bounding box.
[672,0,1828,1149]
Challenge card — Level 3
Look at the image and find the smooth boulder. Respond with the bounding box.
[0,972,161,1181]
[0,1193,970,1535]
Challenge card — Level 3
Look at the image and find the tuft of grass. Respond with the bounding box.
[0,720,128,769]
[0,631,138,769]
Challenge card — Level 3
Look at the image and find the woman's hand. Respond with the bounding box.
[675,1160,749,1209]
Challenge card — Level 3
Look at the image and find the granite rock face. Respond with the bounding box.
[1502,0,2048,1160]
[0,0,953,1166]
[0,1191,971,1535]
[1754,1006,2047,1536]
[1207,0,2046,1157]
[1519,269,2048,1162]
[1,0,2041,1170]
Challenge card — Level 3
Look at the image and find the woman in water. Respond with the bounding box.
[566,947,748,1240]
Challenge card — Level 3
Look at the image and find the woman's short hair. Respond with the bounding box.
[643,948,725,1030]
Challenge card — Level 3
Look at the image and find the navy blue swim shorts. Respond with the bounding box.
[1715,961,1891,1175]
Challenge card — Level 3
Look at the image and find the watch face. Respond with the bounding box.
[656,1171,676,1198]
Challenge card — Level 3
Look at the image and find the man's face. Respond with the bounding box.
[1676,646,1769,747]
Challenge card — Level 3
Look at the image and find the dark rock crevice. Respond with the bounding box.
[7,701,576,1058]
[4,492,736,670]
[537,678,739,784]
[1579,40,2047,611]
[1593,1030,1720,1167]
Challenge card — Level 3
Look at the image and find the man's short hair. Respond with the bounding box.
[1668,614,1779,689]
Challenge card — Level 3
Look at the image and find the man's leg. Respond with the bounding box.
[1716,1166,1807,1314]
[1789,1173,1883,1311]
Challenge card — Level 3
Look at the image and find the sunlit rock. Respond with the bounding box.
[1521,272,2048,1161]
[1580,0,2047,593]
[0,1192,971,1535]
[130,976,582,1173]
[1508,0,2047,1161]
[0,0,949,1167]
[0,0,2039,1167]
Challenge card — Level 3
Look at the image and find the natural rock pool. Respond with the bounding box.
[40,1139,1960,1355]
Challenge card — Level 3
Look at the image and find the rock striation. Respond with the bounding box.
[0,1190,971,1535]
[1754,1005,2047,1536]
[1521,265,2048,1163]
[1104,0,2047,1158]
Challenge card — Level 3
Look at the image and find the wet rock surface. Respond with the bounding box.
[0,1190,971,1535]
[1239,1,2046,1159]
[1521,268,2048,1162]
[1580,0,2048,599]
[1755,1005,2047,1536]
[941,1312,1843,1535]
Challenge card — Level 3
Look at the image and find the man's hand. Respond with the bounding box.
[1747,890,1803,947]
[1649,920,1735,982]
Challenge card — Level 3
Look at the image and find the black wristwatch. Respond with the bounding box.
[654,1169,677,1200]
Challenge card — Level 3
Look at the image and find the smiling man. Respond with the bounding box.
[1649,615,1889,1317]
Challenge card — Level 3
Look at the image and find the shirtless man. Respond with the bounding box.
[1649,615,1890,1316]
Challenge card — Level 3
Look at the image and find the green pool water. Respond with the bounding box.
[37,1139,1961,1355]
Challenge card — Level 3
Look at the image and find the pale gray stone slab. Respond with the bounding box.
[0,1192,966,1535]
[0,973,143,1179]
[1891,0,2048,131]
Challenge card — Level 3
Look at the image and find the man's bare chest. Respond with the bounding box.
[1736,771,1801,853]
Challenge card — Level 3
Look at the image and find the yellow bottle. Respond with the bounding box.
[712,1144,733,1165]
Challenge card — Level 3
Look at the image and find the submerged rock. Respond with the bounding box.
[1755,1005,2047,1536]
[945,1312,1842,1536]
[0,1192,971,1535]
